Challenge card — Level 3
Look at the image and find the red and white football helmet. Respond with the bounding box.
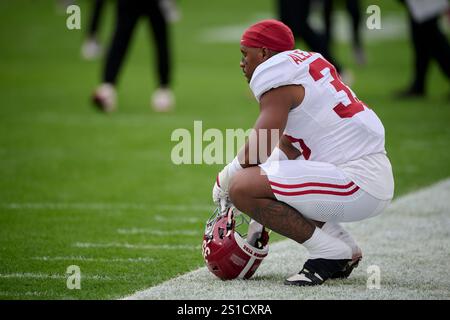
[202,206,270,280]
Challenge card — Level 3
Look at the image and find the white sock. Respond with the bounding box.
[322,222,361,259]
[302,227,352,260]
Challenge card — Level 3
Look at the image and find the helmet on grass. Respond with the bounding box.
[202,207,270,280]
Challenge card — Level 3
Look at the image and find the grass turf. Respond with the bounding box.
[0,0,449,299]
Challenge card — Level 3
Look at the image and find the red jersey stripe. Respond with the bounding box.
[272,185,360,196]
[269,180,355,190]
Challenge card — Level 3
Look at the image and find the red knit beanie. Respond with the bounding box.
[240,19,295,52]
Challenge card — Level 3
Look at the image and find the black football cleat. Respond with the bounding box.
[330,256,362,279]
[284,258,350,286]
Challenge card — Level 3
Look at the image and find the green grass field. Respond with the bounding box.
[0,0,449,299]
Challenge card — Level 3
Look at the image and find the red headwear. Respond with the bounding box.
[240,19,295,52]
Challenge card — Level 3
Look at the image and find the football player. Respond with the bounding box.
[213,20,394,286]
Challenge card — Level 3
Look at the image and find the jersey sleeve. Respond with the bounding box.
[249,53,309,102]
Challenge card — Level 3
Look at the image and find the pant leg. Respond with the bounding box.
[278,0,308,39]
[144,0,171,87]
[278,0,342,71]
[423,16,450,80]
[103,0,140,84]
[409,14,431,93]
[87,0,105,37]
[346,0,362,49]
[323,0,333,45]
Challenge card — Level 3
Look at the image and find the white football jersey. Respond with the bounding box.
[250,49,394,200]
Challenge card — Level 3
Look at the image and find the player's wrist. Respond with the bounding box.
[217,156,243,191]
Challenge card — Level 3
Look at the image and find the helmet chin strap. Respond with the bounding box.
[225,206,265,246]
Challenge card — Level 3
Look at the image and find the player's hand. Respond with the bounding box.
[212,178,230,213]
[212,159,243,213]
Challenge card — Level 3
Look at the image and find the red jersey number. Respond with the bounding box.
[309,58,365,118]
[284,134,311,160]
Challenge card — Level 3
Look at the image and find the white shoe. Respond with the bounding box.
[92,83,117,113]
[81,38,102,61]
[159,0,181,23]
[151,88,175,112]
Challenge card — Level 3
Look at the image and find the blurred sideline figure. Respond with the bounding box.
[277,0,343,72]
[397,0,450,98]
[81,0,106,60]
[55,0,75,14]
[323,0,366,66]
[93,0,179,113]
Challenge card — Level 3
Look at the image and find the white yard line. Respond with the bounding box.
[73,242,200,251]
[117,228,199,236]
[154,215,202,223]
[31,256,155,263]
[0,273,114,281]
[0,291,54,297]
[0,203,147,210]
[1,203,211,212]
[155,205,213,212]
[122,178,450,300]
[1,203,205,226]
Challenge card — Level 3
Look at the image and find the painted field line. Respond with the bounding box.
[155,204,213,212]
[32,256,155,263]
[0,291,53,297]
[1,203,212,212]
[117,228,199,236]
[0,203,147,210]
[73,242,200,251]
[122,178,450,300]
[0,273,115,281]
[154,215,202,223]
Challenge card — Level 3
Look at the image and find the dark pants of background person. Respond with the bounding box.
[87,0,106,37]
[408,14,450,94]
[323,0,362,51]
[104,0,170,87]
[278,0,342,72]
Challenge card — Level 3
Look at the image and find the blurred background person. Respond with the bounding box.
[323,0,366,66]
[277,0,343,72]
[396,0,450,98]
[93,0,176,113]
[81,0,106,61]
[55,0,74,14]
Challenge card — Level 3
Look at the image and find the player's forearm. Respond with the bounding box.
[216,128,280,192]
[236,140,258,169]
[236,128,281,168]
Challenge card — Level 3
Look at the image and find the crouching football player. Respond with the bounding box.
[213,20,394,286]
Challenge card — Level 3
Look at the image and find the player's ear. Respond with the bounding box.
[261,47,270,60]
[261,47,275,61]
